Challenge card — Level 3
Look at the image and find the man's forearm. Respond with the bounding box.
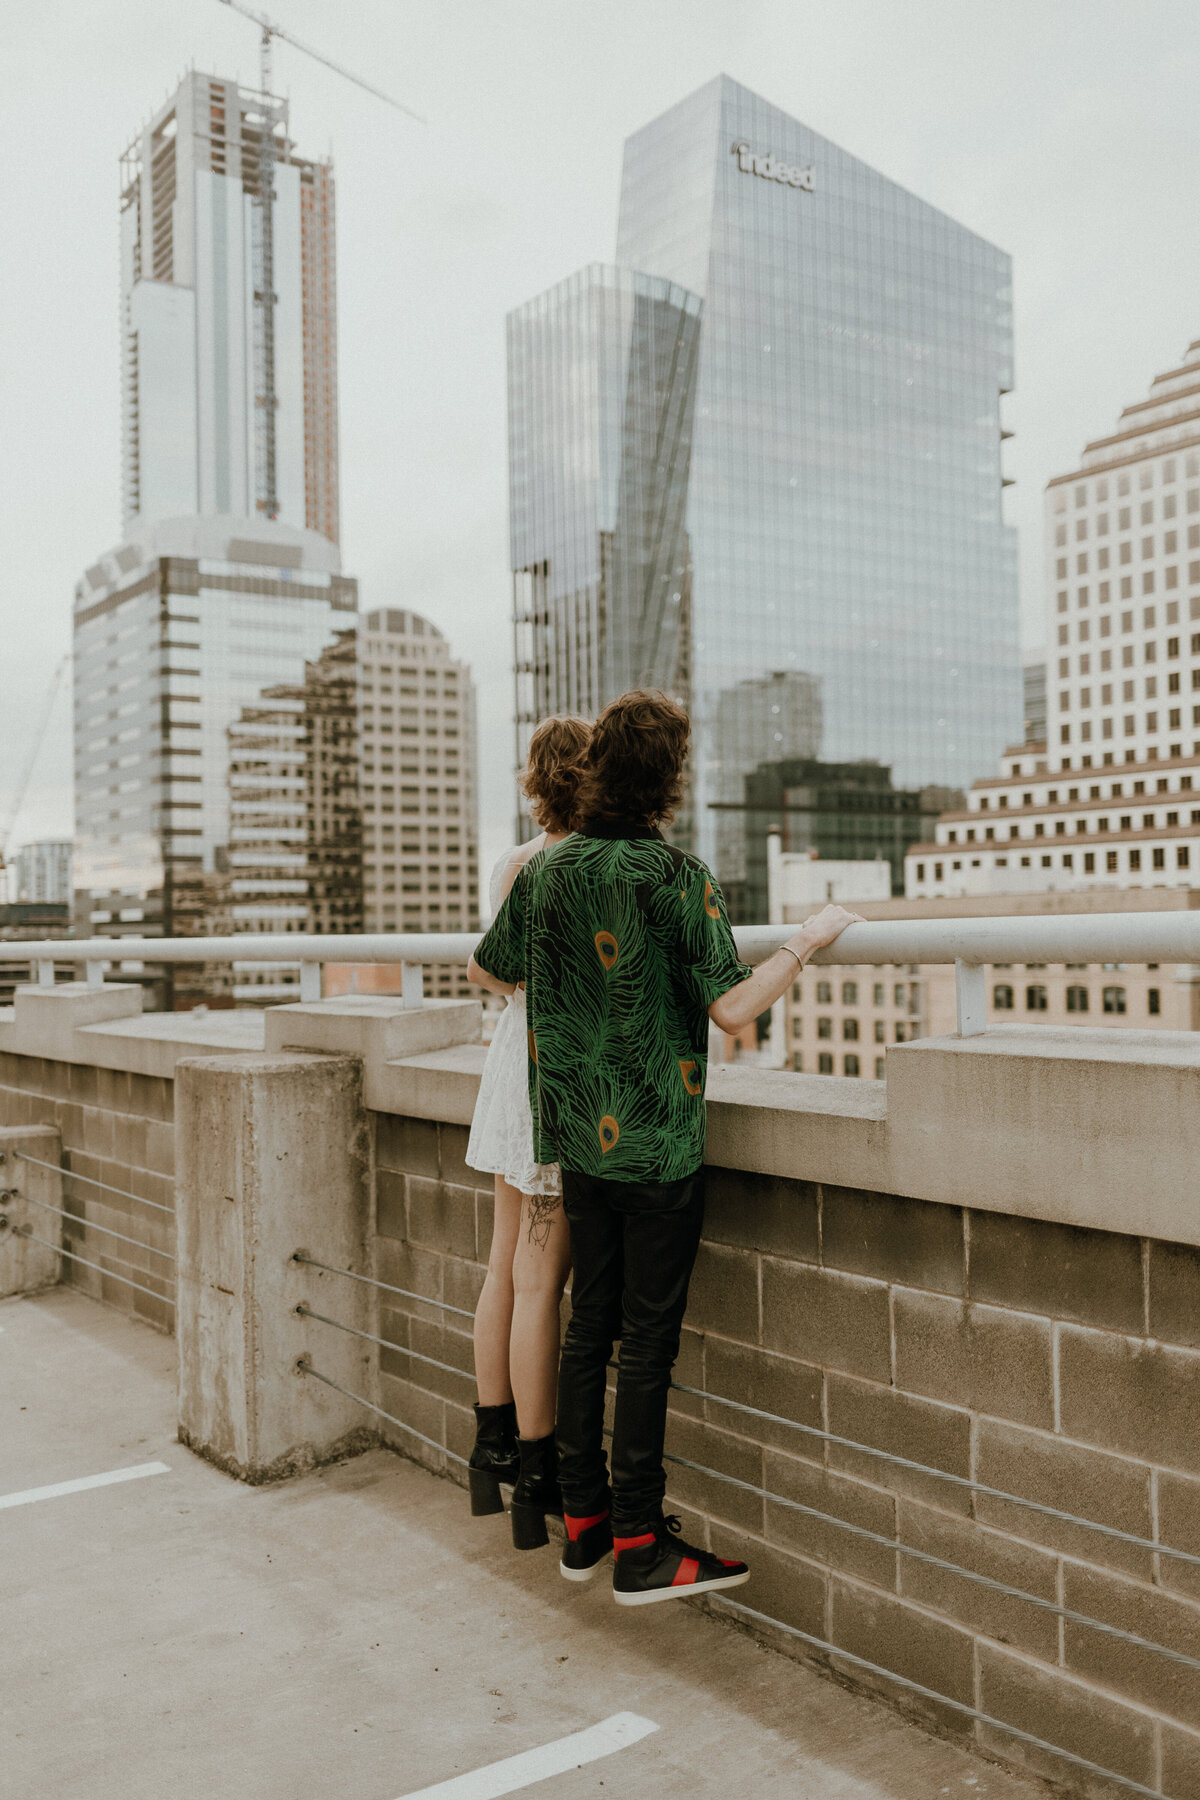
[708,944,812,1036]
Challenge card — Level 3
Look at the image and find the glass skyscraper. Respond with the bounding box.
[509,77,1021,877]
[508,265,702,828]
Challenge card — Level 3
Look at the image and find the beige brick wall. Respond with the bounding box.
[371,1116,1200,1797]
[0,1050,175,1331]
[373,1115,484,1470]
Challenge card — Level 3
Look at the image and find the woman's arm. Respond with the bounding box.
[707,904,861,1035]
[467,953,517,998]
[497,834,544,903]
[467,839,545,997]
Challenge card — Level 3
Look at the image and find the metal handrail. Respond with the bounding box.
[13,910,1200,969]
[12,912,1200,1036]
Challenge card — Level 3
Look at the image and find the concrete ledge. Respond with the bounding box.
[705,1065,889,1190]
[264,995,480,1076]
[0,982,266,1079]
[371,1027,1200,1248]
[377,1043,488,1125]
[6,987,1200,1248]
[886,1026,1200,1245]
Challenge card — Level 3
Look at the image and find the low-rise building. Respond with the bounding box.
[905,741,1200,900]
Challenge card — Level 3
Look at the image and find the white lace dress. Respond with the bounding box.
[465,846,561,1198]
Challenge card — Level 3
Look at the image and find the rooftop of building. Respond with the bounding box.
[4,928,1200,1799]
[1047,334,1200,484]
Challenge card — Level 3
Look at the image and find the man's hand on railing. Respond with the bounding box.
[785,903,865,967]
[709,903,862,1037]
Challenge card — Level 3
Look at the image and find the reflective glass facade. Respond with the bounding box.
[508,265,702,833]
[614,76,1021,873]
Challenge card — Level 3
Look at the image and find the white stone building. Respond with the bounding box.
[908,336,1200,905]
[354,608,479,998]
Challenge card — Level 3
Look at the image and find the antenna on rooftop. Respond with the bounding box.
[214,0,423,517]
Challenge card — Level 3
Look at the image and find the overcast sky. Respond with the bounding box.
[5,0,1200,885]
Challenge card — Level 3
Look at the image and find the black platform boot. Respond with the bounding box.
[509,1434,563,1550]
[468,1401,519,1516]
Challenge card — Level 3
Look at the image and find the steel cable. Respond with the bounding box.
[16,1229,175,1307]
[291,1252,474,1319]
[18,1192,175,1261]
[293,1257,1200,1567]
[298,1361,468,1467]
[666,1376,1200,1571]
[13,1150,174,1214]
[655,1443,1200,1675]
[295,1302,473,1383]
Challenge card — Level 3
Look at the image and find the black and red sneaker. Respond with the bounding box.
[612,1515,749,1607]
[559,1506,613,1582]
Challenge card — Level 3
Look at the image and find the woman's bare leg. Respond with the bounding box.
[509,1189,571,1440]
[473,1175,523,1404]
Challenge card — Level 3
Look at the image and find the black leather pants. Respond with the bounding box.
[555,1167,705,1533]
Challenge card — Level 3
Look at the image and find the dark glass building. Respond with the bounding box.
[718,756,946,923]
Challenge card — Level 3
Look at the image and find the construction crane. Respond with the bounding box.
[215,0,423,516]
[0,653,70,900]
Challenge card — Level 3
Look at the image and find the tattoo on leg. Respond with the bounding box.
[526,1192,561,1250]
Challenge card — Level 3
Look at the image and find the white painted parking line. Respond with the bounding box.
[395,1711,659,1799]
[0,1461,170,1511]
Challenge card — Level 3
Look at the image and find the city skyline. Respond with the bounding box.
[6,2,1200,889]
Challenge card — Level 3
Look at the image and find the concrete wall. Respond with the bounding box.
[0,1044,175,1330]
[5,982,1200,1794]
[0,982,267,1332]
[371,1114,490,1470]
[366,1114,1200,1800]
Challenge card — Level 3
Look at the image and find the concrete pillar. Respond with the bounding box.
[174,1051,374,1482]
[0,1125,64,1299]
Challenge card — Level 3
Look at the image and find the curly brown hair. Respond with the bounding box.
[520,714,592,834]
[575,689,690,830]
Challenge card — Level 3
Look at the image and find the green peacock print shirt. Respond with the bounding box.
[474,823,751,1183]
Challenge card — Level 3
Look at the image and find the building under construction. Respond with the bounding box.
[118,70,339,542]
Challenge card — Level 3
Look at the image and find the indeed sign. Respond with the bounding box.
[731,139,814,192]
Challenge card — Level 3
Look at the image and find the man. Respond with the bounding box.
[473,689,859,1605]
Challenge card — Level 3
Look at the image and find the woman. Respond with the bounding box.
[464,714,590,1549]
